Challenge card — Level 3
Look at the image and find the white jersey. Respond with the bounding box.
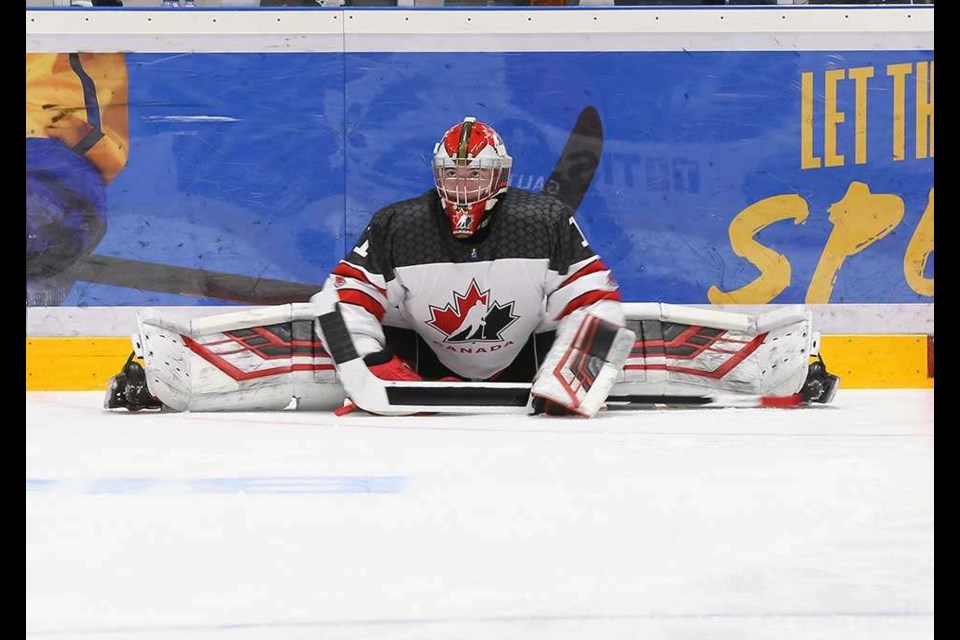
[322,189,623,380]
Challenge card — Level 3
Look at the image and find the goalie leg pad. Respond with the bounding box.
[612,303,831,401]
[113,305,346,412]
[531,313,636,418]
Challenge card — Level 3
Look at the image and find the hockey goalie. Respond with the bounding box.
[105,117,838,416]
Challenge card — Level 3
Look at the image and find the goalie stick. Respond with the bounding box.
[330,379,809,416]
[605,394,806,410]
[57,107,605,305]
[335,387,809,416]
[316,296,534,415]
[317,291,809,416]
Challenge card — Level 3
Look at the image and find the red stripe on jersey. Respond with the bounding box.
[559,259,607,290]
[331,262,386,295]
[556,289,622,321]
[337,289,386,321]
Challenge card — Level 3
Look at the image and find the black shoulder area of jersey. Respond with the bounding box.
[367,190,439,231]
[366,191,449,269]
[364,188,579,269]
[487,189,577,267]
[499,188,574,222]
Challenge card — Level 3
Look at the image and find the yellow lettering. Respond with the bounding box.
[801,71,821,169]
[887,63,912,161]
[708,195,809,304]
[824,69,846,167]
[904,188,934,296]
[915,60,934,159]
[807,182,904,303]
[848,66,874,165]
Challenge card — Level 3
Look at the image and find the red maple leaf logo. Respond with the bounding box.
[427,280,489,337]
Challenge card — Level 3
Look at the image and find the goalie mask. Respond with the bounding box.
[433,117,512,239]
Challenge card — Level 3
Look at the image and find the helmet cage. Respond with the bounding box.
[433,156,507,208]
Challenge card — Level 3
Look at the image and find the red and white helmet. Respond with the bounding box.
[433,117,513,238]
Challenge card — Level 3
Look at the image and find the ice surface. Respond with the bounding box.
[26,389,934,639]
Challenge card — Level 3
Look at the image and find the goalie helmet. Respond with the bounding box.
[432,117,513,239]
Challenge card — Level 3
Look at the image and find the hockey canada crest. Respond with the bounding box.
[427,279,519,343]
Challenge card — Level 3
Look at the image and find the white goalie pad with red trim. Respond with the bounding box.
[614,303,818,399]
[129,302,818,413]
[134,305,345,412]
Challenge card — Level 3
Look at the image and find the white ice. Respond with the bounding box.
[26,390,934,640]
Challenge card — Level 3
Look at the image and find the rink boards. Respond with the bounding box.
[26,303,933,390]
[26,6,933,389]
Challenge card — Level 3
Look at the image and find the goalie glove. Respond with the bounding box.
[531,313,636,418]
